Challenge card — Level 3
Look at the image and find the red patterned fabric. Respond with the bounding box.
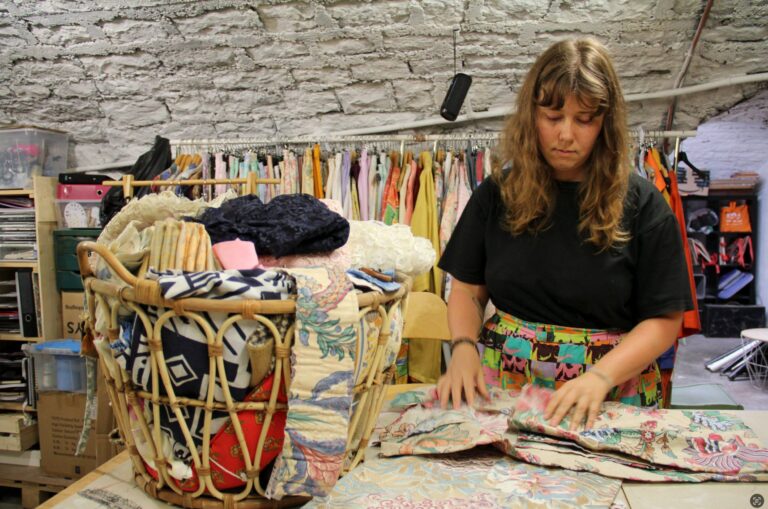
[142,372,287,492]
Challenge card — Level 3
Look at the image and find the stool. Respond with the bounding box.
[740,328,768,389]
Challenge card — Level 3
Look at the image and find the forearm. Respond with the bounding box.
[447,281,489,341]
[594,312,683,387]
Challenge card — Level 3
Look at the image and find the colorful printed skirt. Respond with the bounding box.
[480,310,662,407]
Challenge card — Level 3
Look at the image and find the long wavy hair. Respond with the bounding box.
[497,38,631,250]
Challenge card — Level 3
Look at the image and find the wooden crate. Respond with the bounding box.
[0,413,38,451]
[0,463,70,508]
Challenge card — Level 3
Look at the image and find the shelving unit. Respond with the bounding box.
[0,177,61,485]
[683,189,763,337]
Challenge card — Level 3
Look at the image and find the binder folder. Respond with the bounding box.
[15,269,38,338]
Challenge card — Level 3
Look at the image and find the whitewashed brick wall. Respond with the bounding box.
[0,0,766,170]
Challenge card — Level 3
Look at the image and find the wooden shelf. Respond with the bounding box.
[0,402,35,412]
[0,188,33,197]
[0,334,39,342]
[0,261,37,269]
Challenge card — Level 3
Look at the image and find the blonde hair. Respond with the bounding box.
[497,38,631,250]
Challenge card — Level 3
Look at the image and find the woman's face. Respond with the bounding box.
[535,94,605,181]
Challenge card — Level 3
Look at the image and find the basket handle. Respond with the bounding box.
[77,240,139,287]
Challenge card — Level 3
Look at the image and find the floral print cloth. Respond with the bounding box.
[377,385,768,483]
[306,447,622,509]
[266,267,359,499]
[502,385,768,482]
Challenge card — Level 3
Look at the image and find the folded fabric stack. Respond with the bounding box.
[374,385,768,483]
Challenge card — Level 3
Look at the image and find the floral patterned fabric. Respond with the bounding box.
[266,267,359,499]
[503,385,768,482]
[305,447,622,509]
[376,385,768,483]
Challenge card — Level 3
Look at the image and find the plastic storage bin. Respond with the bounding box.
[0,127,69,189]
[55,184,109,228]
[23,339,87,392]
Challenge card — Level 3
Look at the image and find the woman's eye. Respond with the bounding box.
[577,117,594,124]
[546,116,562,121]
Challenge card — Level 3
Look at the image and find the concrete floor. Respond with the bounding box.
[672,334,768,410]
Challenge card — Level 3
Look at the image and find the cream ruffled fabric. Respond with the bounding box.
[346,221,436,276]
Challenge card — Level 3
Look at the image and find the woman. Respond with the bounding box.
[437,38,692,430]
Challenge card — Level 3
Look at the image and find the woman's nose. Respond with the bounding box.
[558,119,575,142]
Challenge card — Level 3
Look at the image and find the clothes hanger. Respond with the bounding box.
[677,151,706,176]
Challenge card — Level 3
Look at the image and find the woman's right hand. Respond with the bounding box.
[438,342,489,409]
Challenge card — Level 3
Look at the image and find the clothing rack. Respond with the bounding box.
[101,173,281,199]
[169,130,697,151]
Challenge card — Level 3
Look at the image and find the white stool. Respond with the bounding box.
[740,328,768,389]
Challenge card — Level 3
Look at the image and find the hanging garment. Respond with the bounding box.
[404,159,420,225]
[398,157,412,225]
[301,147,314,196]
[376,151,389,222]
[312,143,324,199]
[266,267,359,499]
[408,151,443,384]
[357,149,369,221]
[381,153,401,225]
[368,152,379,222]
[340,151,352,219]
[481,310,662,407]
[214,152,227,198]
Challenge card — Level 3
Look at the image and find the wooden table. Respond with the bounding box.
[41,386,768,509]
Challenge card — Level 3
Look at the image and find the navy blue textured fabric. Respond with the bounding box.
[193,194,349,257]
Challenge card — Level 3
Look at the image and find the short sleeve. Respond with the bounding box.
[633,214,694,321]
[437,178,495,285]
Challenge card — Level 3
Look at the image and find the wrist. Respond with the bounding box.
[587,366,614,388]
[450,337,479,354]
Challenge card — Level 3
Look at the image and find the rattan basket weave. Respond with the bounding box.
[77,241,410,508]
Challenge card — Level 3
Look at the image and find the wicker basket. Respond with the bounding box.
[77,241,410,508]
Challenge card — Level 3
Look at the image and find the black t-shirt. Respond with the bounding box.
[438,173,693,331]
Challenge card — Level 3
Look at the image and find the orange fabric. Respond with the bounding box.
[312,143,324,199]
[669,167,701,337]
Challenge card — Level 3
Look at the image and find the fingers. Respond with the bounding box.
[569,397,589,431]
[586,399,602,429]
[476,369,490,400]
[438,376,450,409]
[547,390,576,428]
[451,380,463,410]
[464,374,475,408]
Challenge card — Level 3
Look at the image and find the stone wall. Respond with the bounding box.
[0,0,766,167]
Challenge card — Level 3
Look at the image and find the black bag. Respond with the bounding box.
[99,136,172,227]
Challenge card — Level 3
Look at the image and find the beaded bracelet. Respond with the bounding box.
[450,337,479,354]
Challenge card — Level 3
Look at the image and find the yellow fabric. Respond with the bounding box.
[407,151,443,383]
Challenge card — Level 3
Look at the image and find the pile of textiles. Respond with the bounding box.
[308,384,768,507]
[374,384,768,482]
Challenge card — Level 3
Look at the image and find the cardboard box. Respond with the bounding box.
[37,391,98,478]
[37,367,116,478]
[61,291,85,339]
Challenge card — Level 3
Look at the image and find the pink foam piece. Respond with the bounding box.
[212,238,260,270]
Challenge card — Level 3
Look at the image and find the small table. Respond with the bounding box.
[41,389,768,509]
[741,328,768,388]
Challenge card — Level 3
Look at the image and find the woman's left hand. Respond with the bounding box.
[543,370,612,430]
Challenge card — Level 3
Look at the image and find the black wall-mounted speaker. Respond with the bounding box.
[440,73,472,121]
